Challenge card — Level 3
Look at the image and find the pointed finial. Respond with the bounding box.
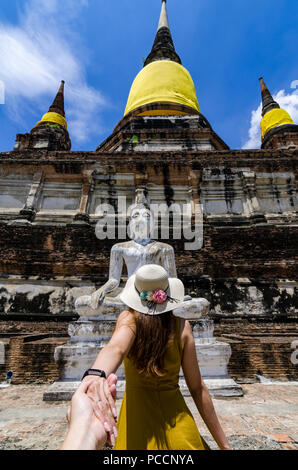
[158,0,169,31]
[34,80,68,130]
[259,77,280,117]
[259,77,296,142]
[144,0,181,67]
[49,80,66,117]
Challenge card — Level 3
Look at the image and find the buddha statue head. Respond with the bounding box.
[128,204,155,244]
[128,189,154,244]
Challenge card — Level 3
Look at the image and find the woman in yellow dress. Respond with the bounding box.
[83,264,232,450]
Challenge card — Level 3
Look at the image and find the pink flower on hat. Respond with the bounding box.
[153,289,167,304]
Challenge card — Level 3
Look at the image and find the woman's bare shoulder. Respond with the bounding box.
[178,317,192,333]
[116,310,136,330]
[179,318,193,348]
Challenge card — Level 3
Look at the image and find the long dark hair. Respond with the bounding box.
[127,309,175,377]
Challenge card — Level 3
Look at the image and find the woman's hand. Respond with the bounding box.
[84,374,118,447]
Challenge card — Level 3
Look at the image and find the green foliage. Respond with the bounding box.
[131,135,139,144]
[45,123,61,130]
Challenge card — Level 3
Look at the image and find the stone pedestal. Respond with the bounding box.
[44,300,242,401]
[44,312,122,401]
[178,319,243,397]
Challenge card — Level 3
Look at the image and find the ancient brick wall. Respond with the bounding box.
[0,320,69,384]
[0,334,69,384]
[0,319,70,335]
[0,223,297,318]
[227,337,297,382]
[214,319,298,381]
[0,148,297,382]
[1,223,296,280]
[0,149,297,318]
[0,319,297,384]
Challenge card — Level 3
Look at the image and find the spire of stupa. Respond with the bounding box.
[259,77,280,117]
[144,0,181,67]
[158,0,170,30]
[14,80,71,151]
[35,80,67,130]
[259,77,295,142]
[48,80,65,117]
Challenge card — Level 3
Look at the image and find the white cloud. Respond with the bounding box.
[243,87,298,149]
[0,0,107,145]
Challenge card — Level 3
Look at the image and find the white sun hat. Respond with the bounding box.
[120,264,185,315]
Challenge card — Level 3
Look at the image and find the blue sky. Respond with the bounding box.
[0,0,297,152]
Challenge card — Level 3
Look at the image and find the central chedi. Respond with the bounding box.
[98,0,228,153]
[125,0,201,118]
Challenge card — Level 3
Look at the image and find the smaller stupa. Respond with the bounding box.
[259,77,298,149]
[14,81,71,151]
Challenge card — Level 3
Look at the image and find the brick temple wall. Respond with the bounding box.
[0,223,297,281]
[0,334,69,384]
[0,320,69,384]
[0,223,297,318]
[214,319,298,382]
[0,319,70,335]
[0,147,297,384]
[0,148,297,319]
[0,319,297,384]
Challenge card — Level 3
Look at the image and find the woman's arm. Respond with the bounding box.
[83,310,136,446]
[90,310,136,375]
[181,320,232,450]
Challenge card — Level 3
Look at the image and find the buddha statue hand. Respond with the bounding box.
[90,286,106,310]
[74,288,107,316]
[74,278,120,316]
[74,294,92,311]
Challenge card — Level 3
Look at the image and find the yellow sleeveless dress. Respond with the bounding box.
[114,317,210,450]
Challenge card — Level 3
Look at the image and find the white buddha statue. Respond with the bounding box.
[75,190,209,318]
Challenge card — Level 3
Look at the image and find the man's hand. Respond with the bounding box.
[65,374,118,449]
[61,380,106,450]
[82,373,118,447]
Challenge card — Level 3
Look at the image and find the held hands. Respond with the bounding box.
[83,374,118,447]
[64,373,118,450]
